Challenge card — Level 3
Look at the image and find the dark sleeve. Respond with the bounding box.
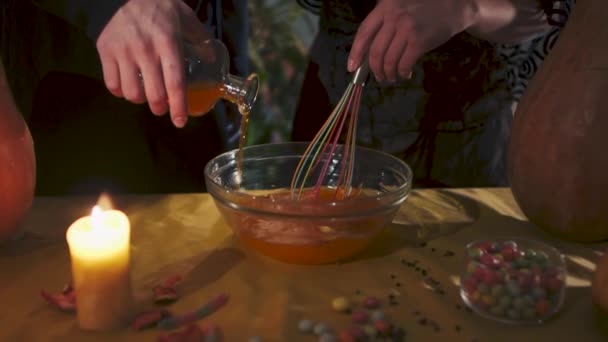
[221,0,249,77]
[30,0,126,42]
[540,0,575,28]
[296,0,322,15]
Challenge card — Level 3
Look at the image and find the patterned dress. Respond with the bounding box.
[293,0,574,188]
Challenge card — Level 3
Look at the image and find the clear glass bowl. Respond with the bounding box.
[204,142,413,265]
[460,237,567,324]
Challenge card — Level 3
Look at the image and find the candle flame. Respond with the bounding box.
[91,205,105,230]
[97,192,113,211]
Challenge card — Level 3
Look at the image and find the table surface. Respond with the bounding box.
[1,188,607,342]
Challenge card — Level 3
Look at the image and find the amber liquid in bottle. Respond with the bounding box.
[186,81,225,116]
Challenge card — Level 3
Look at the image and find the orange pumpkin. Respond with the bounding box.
[0,92,36,241]
[509,0,608,242]
[593,252,608,311]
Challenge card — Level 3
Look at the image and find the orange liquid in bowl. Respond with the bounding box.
[239,236,373,265]
[215,187,394,264]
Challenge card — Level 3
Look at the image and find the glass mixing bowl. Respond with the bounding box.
[204,142,413,264]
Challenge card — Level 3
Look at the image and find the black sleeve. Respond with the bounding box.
[30,0,127,42]
[221,0,249,77]
[296,0,321,15]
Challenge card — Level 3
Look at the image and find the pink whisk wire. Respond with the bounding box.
[332,85,362,199]
[290,63,370,200]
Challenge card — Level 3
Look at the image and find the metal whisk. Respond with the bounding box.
[290,63,370,200]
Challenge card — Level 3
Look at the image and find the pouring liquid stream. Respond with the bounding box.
[185,79,250,190]
[236,106,250,187]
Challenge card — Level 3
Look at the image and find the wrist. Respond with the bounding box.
[462,0,482,32]
[464,0,514,41]
[464,0,551,44]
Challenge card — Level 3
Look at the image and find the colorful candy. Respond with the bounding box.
[40,283,76,312]
[157,324,208,342]
[324,291,410,341]
[318,332,337,342]
[370,310,386,322]
[313,322,331,335]
[153,275,183,305]
[373,319,391,335]
[157,294,229,330]
[351,310,369,324]
[298,319,314,333]
[202,324,223,342]
[331,297,351,313]
[461,239,566,323]
[338,330,355,342]
[363,296,380,309]
[132,309,172,331]
[362,324,377,338]
[347,326,365,340]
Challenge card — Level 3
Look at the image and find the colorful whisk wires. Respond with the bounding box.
[290,62,370,201]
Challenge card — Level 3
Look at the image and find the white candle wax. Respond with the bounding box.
[66,205,133,331]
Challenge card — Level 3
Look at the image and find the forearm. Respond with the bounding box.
[466,0,552,45]
[30,0,126,41]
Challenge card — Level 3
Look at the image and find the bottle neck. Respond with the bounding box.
[222,73,259,115]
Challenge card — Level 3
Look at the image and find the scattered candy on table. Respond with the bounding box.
[347,325,366,340]
[363,296,380,309]
[39,276,231,341]
[298,319,315,333]
[362,324,377,338]
[373,319,391,335]
[351,310,369,324]
[294,292,408,341]
[157,294,230,330]
[202,324,223,342]
[157,324,203,342]
[157,323,224,342]
[153,275,183,305]
[132,309,172,331]
[331,297,351,313]
[338,330,355,342]
[40,283,76,312]
[319,332,337,342]
[370,310,386,322]
[39,240,533,341]
[461,239,566,323]
[313,322,332,335]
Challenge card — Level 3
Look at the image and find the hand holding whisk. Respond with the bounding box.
[290,62,370,201]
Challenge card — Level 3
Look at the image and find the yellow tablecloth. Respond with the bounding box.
[1,188,607,341]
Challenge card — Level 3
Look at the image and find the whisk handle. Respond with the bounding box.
[351,61,370,85]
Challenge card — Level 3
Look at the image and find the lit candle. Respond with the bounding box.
[66,196,133,331]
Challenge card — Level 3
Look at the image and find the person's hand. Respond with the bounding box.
[348,0,479,83]
[96,0,212,128]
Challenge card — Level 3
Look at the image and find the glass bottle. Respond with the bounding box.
[183,39,259,116]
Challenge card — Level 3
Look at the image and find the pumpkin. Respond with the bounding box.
[508,0,608,242]
[0,85,36,241]
[592,251,608,311]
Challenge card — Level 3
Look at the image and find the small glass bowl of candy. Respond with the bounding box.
[460,238,567,325]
